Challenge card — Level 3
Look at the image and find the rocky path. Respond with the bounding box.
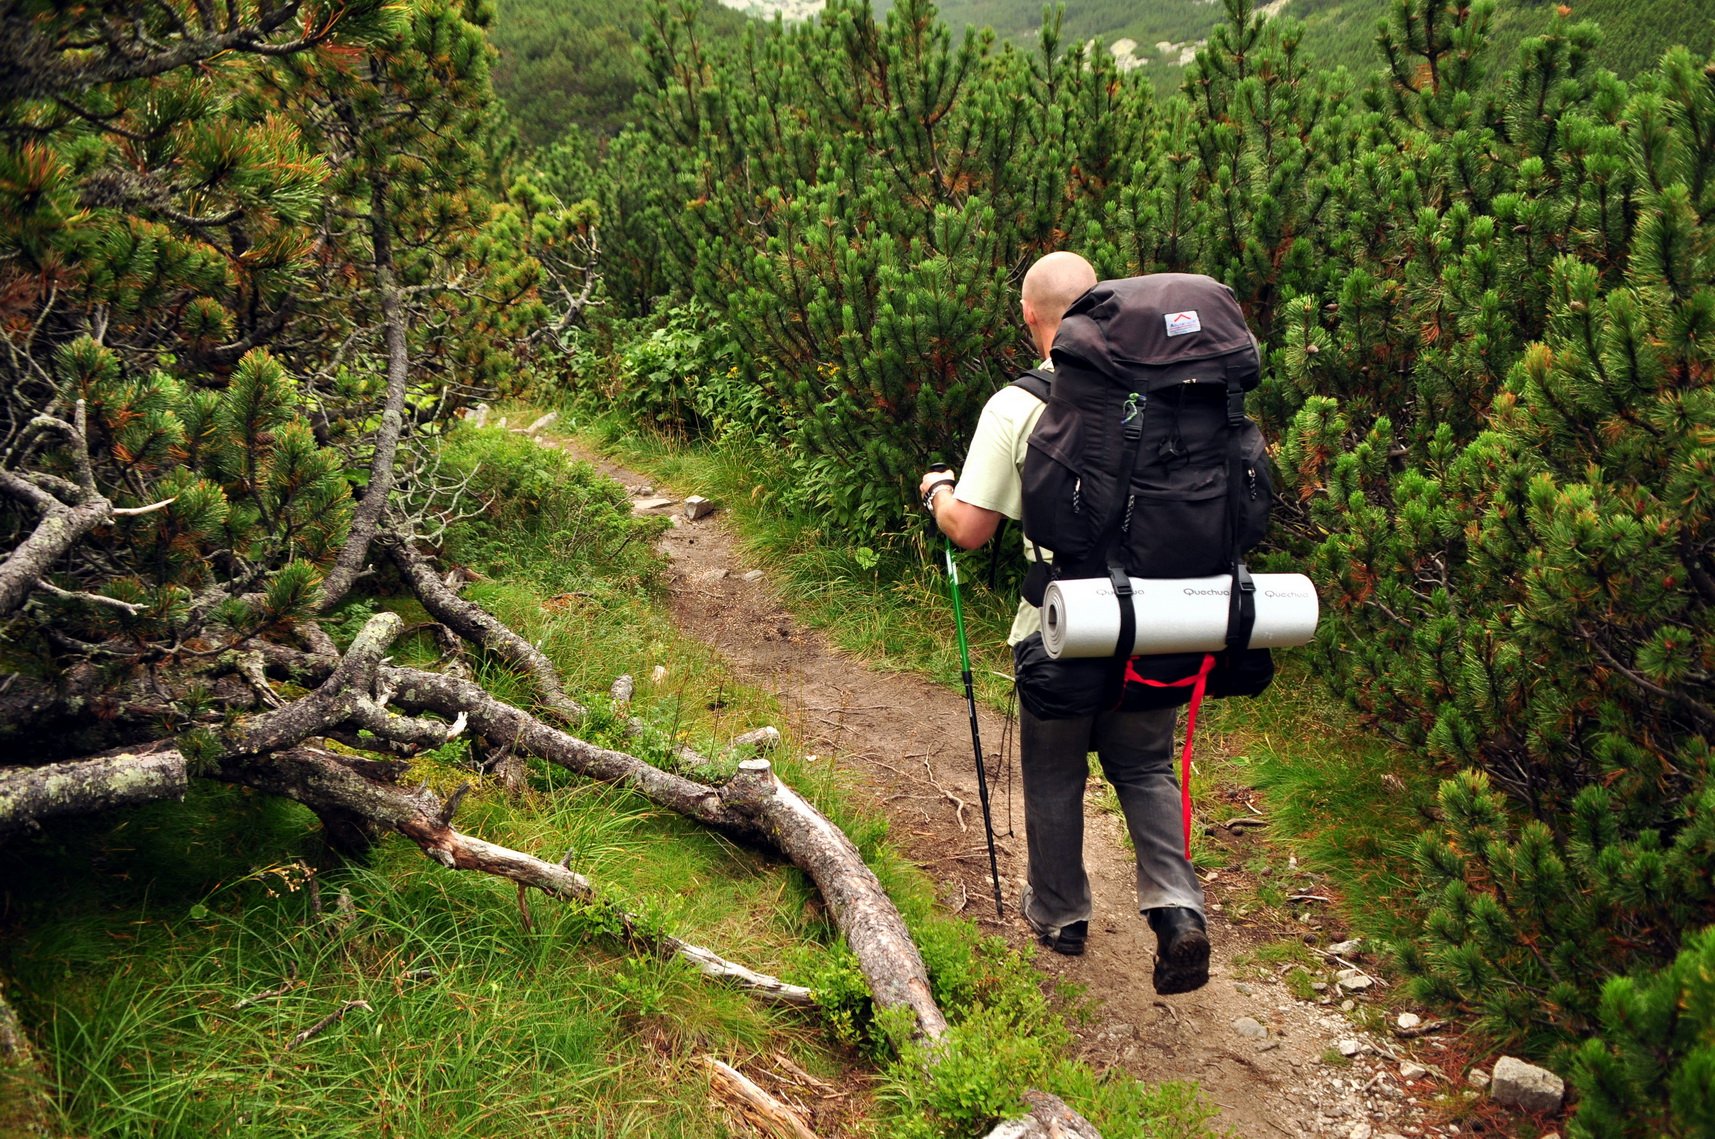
[558,439,1467,1139]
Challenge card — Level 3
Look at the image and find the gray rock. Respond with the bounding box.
[683,495,715,520]
[1233,982,1255,996]
[632,496,677,513]
[1337,1038,1362,1057]
[1231,1016,1268,1039]
[1336,969,1373,992]
[1330,939,1363,956]
[1399,1062,1430,1081]
[741,569,765,583]
[610,675,634,706]
[1347,1125,1373,1139]
[1490,1056,1564,1113]
[1396,1012,1421,1030]
[1467,1067,1490,1089]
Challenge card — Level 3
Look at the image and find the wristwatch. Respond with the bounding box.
[921,478,956,515]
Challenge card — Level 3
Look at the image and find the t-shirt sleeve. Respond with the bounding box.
[955,388,1034,520]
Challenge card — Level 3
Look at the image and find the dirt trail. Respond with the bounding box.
[560,440,1456,1139]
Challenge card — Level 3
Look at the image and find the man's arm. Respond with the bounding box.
[918,471,1003,550]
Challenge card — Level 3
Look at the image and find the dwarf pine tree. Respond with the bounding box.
[1,0,543,748]
[607,0,1154,532]
[1298,37,1715,1054]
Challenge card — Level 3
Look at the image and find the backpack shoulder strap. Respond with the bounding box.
[1011,367,1053,402]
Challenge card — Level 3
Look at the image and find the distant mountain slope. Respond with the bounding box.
[913,0,1713,92]
[490,0,749,146]
[493,0,1713,147]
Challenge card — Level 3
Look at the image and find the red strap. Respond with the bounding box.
[1123,653,1218,859]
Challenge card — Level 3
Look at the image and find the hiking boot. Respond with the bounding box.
[1021,888,1088,956]
[1037,919,1087,957]
[1148,907,1210,994]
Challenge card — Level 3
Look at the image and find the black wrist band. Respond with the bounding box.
[921,478,956,515]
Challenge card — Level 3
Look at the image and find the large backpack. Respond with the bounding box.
[1012,273,1275,720]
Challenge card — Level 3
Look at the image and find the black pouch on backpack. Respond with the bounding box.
[1012,632,1112,721]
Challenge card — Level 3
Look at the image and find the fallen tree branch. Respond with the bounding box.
[217,745,814,1007]
[702,1056,822,1139]
[0,741,187,840]
[386,536,585,722]
[284,1000,372,1052]
[978,1091,1104,1139]
[381,664,947,1038]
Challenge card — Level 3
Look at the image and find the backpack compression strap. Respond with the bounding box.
[1224,374,1258,653]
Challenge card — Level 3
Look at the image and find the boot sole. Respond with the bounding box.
[1152,928,1210,994]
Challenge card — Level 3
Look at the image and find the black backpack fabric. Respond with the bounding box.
[1012,273,1276,719]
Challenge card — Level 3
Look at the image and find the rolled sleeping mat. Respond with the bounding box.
[1041,573,1320,659]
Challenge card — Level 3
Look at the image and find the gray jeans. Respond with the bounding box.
[1018,703,1205,937]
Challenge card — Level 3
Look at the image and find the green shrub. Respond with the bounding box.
[1569,924,1715,1138]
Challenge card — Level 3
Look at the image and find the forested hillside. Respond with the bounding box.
[488,0,748,144]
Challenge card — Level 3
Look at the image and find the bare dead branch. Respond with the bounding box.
[218,744,814,1007]
[0,741,187,841]
[385,537,585,722]
[702,1056,823,1139]
[284,1000,372,1052]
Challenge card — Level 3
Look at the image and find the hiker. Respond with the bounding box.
[916,251,1211,995]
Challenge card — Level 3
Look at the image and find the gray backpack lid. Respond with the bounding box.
[1051,273,1256,372]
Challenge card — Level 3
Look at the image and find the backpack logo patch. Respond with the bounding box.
[1165,310,1201,337]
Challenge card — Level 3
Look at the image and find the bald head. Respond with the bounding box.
[1021,252,1096,357]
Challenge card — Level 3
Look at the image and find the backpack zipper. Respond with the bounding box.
[1247,465,1258,499]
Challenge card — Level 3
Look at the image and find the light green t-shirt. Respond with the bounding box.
[953,380,1050,645]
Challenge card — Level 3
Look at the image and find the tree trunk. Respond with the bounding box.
[316,175,412,612]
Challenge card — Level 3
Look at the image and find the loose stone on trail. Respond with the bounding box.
[1231,1016,1268,1039]
[684,495,715,520]
[1490,1056,1565,1112]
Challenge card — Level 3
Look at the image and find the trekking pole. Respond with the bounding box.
[926,464,1006,920]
